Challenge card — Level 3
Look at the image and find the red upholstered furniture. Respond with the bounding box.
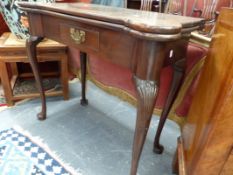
[87,43,207,125]
[68,41,207,126]
[44,0,230,126]
[66,0,208,126]
[77,0,231,126]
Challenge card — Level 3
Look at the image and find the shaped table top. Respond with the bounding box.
[17,2,204,36]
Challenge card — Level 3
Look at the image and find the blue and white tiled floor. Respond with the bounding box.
[0,80,180,175]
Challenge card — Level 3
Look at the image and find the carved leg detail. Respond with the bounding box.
[80,52,88,106]
[153,59,185,154]
[26,36,45,120]
[130,76,158,175]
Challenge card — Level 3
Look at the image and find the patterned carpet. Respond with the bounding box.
[0,127,80,175]
[0,78,61,110]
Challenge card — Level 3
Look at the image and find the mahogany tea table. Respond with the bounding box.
[17,2,204,175]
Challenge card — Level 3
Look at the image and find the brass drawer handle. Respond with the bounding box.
[70,28,86,44]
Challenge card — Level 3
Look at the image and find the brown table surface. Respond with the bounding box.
[17,2,204,175]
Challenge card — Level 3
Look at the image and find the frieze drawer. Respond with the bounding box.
[60,24,99,52]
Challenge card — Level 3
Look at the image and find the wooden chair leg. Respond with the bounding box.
[0,61,14,106]
[10,62,18,77]
[61,54,69,100]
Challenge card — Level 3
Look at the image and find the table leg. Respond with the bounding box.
[80,51,88,105]
[26,36,45,120]
[130,76,158,175]
[153,59,185,154]
[129,40,167,175]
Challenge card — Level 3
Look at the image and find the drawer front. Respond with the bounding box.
[60,24,99,52]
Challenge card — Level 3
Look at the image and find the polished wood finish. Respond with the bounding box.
[174,137,186,175]
[221,148,233,175]
[18,2,203,175]
[175,8,233,175]
[0,33,69,107]
[154,59,185,153]
[80,51,88,105]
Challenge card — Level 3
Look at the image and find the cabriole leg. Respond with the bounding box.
[26,36,45,120]
[153,59,185,154]
[130,76,158,175]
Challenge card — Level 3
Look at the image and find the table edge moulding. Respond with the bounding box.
[17,2,204,175]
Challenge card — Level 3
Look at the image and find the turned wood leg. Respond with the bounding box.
[153,59,185,154]
[80,51,88,105]
[130,76,158,175]
[26,36,45,120]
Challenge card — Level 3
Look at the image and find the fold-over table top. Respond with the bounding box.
[17,2,204,35]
